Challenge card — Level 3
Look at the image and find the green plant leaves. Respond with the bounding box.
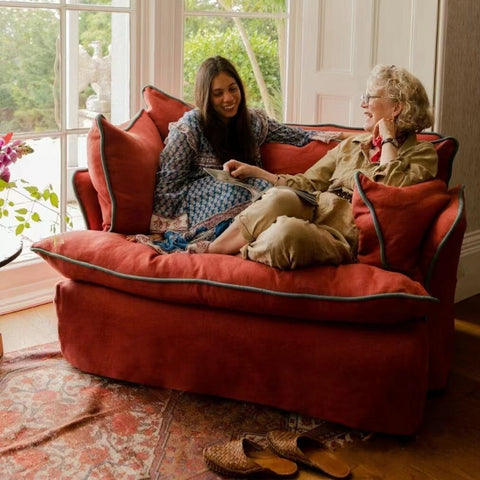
[0,178,66,236]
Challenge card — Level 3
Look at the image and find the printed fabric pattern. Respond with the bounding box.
[149,108,328,252]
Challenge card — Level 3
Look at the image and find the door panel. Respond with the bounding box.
[290,0,438,127]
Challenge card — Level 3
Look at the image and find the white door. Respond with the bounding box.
[287,0,439,127]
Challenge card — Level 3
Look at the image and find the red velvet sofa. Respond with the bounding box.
[32,86,466,435]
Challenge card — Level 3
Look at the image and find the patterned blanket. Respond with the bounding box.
[131,175,270,254]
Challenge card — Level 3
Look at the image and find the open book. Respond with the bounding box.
[203,167,317,206]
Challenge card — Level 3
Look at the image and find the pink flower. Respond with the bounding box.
[0,165,10,182]
[0,132,34,182]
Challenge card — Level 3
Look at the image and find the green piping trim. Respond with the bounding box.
[285,122,449,138]
[353,171,391,270]
[142,84,193,109]
[31,246,438,304]
[424,185,466,290]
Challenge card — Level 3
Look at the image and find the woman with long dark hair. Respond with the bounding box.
[151,56,341,252]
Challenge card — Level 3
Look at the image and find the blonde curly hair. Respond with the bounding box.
[367,64,433,133]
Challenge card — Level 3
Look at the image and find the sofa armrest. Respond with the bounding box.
[72,168,103,231]
[418,185,467,388]
[420,185,466,296]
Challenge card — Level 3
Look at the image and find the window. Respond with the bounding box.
[0,0,134,260]
[183,0,288,120]
[1,0,294,312]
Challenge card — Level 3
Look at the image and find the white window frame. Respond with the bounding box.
[140,0,300,120]
[0,0,140,314]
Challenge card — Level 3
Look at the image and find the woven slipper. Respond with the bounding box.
[203,438,298,478]
[266,430,350,479]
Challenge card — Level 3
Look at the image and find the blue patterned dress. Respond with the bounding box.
[150,108,333,251]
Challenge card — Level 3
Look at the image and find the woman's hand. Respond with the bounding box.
[223,160,264,179]
[374,117,397,140]
[223,159,283,186]
[374,117,399,165]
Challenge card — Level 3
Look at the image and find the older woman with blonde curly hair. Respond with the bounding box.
[367,64,433,134]
[188,64,439,270]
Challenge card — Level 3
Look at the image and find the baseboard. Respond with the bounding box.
[455,229,480,303]
[0,259,61,315]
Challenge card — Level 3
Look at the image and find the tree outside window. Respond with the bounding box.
[183,0,287,120]
[0,0,288,257]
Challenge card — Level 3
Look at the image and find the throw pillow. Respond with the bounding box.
[352,171,451,275]
[87,109,163,234]
[143,85,193,140]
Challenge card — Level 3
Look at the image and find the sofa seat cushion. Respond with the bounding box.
[32,231,438,325]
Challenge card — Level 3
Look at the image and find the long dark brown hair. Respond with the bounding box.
[194,56,257,164]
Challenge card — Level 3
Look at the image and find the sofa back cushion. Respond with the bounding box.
[262,127,457,184]
[140,87,457,183]
[261,140,336,175]
[143,85,193,140]
[87,110,163,234]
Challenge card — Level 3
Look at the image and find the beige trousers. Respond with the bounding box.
[237,188,357,269]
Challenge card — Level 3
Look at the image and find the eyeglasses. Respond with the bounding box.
[361,92,396,104]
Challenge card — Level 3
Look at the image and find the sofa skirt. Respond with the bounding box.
[55,279,429,435]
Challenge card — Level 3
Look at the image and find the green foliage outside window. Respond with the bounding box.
[184,0,287,120]
[0,0,286,133]
[0,6,111,134]
[0,8,58,133]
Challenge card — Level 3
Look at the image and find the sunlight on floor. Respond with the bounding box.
[0,303,58,354]
[455,319,480,338]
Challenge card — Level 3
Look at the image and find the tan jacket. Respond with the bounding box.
[283,132,438,194]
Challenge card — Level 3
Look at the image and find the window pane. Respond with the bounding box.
[0,8,59,134]
[184,16,286,119]
[68,10,130,129]
[71,134,89,170]
[185,0,286,14]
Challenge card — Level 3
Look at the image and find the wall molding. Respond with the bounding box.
[455,229,480,302]
[0,259,60,315]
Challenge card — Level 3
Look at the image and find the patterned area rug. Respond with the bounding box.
[0,342,369,479]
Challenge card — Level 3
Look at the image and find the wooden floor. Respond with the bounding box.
[1,296,479,480]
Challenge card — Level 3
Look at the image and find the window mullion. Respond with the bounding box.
[60,6,69,232]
